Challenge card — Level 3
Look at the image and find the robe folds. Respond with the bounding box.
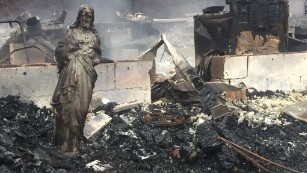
[51,27,101,151]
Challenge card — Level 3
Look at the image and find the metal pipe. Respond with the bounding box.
[0,20,28,62]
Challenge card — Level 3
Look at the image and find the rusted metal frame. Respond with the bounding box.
[218,136,274,173]
[0,20,28,62]
[230,142,274,173]
[161,34,229,119]
[217,136,304,173]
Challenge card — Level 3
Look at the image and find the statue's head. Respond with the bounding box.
[74,4,94,29]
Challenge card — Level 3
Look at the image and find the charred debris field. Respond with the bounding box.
[0,87,306,173]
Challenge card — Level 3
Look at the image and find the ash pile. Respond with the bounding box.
[0,88,307,172]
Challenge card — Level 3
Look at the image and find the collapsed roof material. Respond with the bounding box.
[140,34,230,119]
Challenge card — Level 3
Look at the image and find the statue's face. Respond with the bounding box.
[80,7,92,29]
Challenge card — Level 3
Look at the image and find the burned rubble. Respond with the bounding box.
[0,0,307,173]
[0,87,307,172]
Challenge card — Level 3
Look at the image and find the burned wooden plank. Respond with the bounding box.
[112,101,143,113]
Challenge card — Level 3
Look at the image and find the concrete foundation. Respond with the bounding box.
[0,60,153,108]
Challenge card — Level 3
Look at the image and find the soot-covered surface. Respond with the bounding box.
[0,95,306,173]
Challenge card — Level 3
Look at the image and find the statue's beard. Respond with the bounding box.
[82,22,91,29]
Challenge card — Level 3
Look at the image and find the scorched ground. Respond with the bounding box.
[0,89,306,173]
